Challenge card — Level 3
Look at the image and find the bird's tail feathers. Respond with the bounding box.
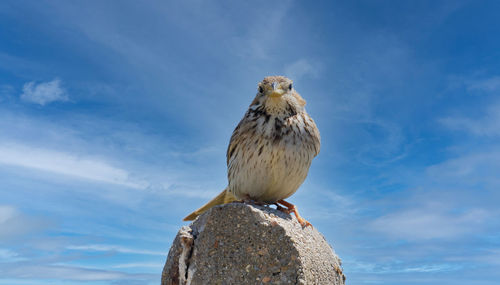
[183,188,237,221]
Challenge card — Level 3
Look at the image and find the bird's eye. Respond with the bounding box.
[288,83,293,90]
[259,86,264,93]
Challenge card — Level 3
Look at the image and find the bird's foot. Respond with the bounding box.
[276,199,312,227]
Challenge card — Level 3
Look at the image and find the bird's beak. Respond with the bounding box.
[269,82,285,98]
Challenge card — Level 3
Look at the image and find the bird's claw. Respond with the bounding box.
[276,199,312,228]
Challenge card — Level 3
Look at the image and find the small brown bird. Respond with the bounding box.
[184,76,320,226]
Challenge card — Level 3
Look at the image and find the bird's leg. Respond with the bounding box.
[276,199,311,227]
[273,203,286,212]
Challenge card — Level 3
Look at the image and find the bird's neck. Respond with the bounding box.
[253,98,300,119]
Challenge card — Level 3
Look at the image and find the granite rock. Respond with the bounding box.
[162,203,345,285]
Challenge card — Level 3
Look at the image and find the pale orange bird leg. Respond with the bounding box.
[276,199,312,227]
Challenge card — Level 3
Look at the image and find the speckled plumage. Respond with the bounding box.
[184,76,320,225]
[227,76,320,202]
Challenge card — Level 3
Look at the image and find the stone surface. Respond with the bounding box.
[162,203,345,285]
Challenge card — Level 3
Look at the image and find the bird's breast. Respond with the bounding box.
[227,113,317,202]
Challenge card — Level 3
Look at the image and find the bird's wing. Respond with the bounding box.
[226,115,248,166]
[306,115,321,157]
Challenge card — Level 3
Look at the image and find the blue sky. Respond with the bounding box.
[1,0,499,284]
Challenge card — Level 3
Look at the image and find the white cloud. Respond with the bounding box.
[0,110,225,202]
[0,84,15,101]
[345,258,462,274]
[0,265,131,281]
[284,59,320,81]
[401,264,463,273]
[112,262,164,269]
[0,248,19,260]
[298,187,358,222]
[440,116,500,137]
[467,76,500,92]
[371,205,487,240]
[426,151,500,184]
[0,143,147,189]
[67,244,163,256]
[351,119,408,167]
[474,249,500,266]
[229,1,292,60]
[20,78,68,105]
[0,205,51,241]
[439,101,500,136]
[0,205,17,224]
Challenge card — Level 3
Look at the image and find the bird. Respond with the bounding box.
[183,76,320,227]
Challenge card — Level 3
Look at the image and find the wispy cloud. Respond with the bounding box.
[352,119,408,167]
[112,262,164,269]
[284,59,321,81]
[67,244,163,256]
[0,143,147,189]
[400,264,463,273]
[0,110,225,201]
[0,205,51,241]
[473,249,500,266]
[346,258,463,274]
[0,264,143,281]
[426,151,500,184]
[0,248,20,260]
[0,205,17,224]
[467,76,500,92]
[3,1,500,284]
[20,78,68,105]
[439,101,500,136]
[298,186,358,222]
[0,84,15,101]
[229,1,292,60]
[371,204,487,240]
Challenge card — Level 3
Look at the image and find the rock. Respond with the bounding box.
[162,203,345,285]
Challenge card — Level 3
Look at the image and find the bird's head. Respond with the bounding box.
[253,76,306,116]
[259,76,293,98]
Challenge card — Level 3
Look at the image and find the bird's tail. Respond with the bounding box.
[183,188,238,221]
